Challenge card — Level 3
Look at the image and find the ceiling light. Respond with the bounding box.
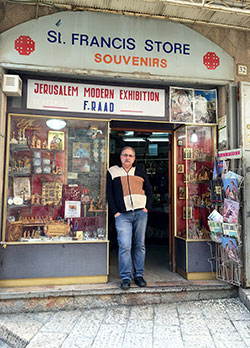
[190,130,198,143]
[148,137,169,142]
[123,137,146,142]
[46,119,66,130]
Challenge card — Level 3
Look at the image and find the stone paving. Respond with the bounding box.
[0,297,250,347]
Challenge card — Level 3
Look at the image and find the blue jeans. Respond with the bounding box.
[115,210,148,280]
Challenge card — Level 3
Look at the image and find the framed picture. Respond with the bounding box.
[178,186,187,199]
[41,182,62,206]
[48,131,64,151]
[64,200,81,218]
[194,89,217,124]
[183,174,190,183]
[72,142,90,173]
[169,87,194,123]
[182,206,192,219]
[72,142,90,158]
[13,177,31,201]
[177,164,184,174]
[183,147,193,160]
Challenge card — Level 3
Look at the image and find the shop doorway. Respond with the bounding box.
[108,121,179,283]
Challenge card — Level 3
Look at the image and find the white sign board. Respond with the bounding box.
[27,79,165,117]
[0,11,234,81]
[218,148,242,160]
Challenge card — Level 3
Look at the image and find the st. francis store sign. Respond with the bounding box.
[0,11,234,81]
[27,80,165,117]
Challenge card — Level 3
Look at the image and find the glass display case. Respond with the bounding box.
[174,125,216,280]
[175,125,216,240]
[3,114,108,244]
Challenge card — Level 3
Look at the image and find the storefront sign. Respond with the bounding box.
[218,148,242,160]
[0,11,234,81]
[27,79,165,116]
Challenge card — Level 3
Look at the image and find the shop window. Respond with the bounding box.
[3,114,108,243]
[175,125,216,240]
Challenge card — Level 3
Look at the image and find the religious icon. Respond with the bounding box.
[48,131,64,151]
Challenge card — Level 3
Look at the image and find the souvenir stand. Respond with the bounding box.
[207,155,243,286]
[2,114,109,286]
[175,125,217,279]
[173,86,218,279]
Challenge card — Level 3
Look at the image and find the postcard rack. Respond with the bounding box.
[207,160,243,287]
[208,241,242,286]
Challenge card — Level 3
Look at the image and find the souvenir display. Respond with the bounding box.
[31,193,41,205]
[48,131,64,150]
[208,158,243,286]
[175,125,215,240]
[183,147,193,160]
[72,142,90,172]
[46,221,70,237]
[88,197,104,212]
[5,115,108,243]
[13,177,31,201]
[177,164,184,173]
[43,166,51,174]
[5,222,23,242]
[81,189,90,204]
[178,187,186,200]
[63,185,82,200]
[64,201,81,218]
[34,167,42,174]
[41,182,63,206]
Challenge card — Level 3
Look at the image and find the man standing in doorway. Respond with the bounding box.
[106,146,153,290]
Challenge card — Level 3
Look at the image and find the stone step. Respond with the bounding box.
[0,280,238,314]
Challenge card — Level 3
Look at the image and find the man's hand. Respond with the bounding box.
[142,208,148,213]
[114,212,121,218]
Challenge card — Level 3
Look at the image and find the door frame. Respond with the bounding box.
[109,120,175,272]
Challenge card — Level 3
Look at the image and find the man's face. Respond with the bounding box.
[120,148,135,170]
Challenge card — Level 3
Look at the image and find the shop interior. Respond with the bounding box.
[108,122,184,283]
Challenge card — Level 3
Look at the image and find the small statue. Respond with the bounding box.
[96,196,103,210]
[10,131,18,144]
[42,140,47,149]
[31,134,36,148]
[89,199,95,211]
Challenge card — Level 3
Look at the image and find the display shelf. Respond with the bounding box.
[175,125,215,241]
[175,125,217,278]
[4,115,108,244]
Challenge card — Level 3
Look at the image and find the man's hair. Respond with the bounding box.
[120,146,136,156]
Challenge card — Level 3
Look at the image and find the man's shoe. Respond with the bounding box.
[120,279,131,290]
[134,277,147,287]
